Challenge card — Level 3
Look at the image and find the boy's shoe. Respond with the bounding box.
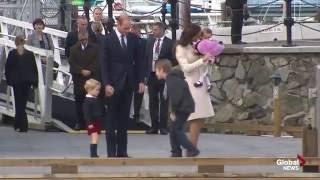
[194,81,203,88]
[90,144,99,158]
[186,149,200,157]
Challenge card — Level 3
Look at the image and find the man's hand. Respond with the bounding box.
[81,70,91,77]
[105,85,114,97]
[138,82,145,94]
[170,112,176,122]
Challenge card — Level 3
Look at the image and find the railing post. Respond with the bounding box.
[42,53,54,125]
[284,0,294,46]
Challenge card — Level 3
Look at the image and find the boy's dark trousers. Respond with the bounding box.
[169,112,198,155]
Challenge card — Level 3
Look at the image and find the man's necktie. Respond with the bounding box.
[155,38,161,54]
[121,34,127,49]
[163,82,167,100]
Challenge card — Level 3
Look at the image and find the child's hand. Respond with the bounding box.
[202,54,211,63]
[209,56,216,64]
[88,124,94,129]
[170,113,176,121]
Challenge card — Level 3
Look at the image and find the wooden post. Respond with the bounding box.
[51,165,78,174]
[303,126,318,172]
[198,165,224,173]
[303,65,320,172]
[273,85,281,137]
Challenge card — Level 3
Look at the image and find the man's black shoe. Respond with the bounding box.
[171,150,182,157]
[146,129,158,134]
[117,154,131,158]
[186,149,200,157]
[232,41,247,45]
[160,129,168,135]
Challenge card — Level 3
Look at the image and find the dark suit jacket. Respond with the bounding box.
[145,36,174,78]
[100,31,144,92]
[68,42,98,95]
[65,31,96,58]
[135,37,147,86]
[5,49,38,86]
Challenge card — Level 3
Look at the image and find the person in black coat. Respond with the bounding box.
[100,14,145,157]
[83,79,104,158]
[130,23,147,123]
[226,0,248,44]
[69,31,98,130]
[5,35,38,132]
[155,60,199,157]
[145,22,175,135]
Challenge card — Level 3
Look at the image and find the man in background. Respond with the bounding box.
[226,0,248,44]
[145,22,174,135]
[131,23,147,123]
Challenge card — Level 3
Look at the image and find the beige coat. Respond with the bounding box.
[175,44,215,121]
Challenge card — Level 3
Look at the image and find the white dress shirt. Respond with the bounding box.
[81,43,87,50]
[115,28,127,47]
[152,36,164,71]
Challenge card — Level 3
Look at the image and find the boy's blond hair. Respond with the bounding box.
[84,79,101,93]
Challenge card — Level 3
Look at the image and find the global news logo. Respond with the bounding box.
[276,154,306,171]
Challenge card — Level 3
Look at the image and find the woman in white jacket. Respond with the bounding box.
[175,24,215,149]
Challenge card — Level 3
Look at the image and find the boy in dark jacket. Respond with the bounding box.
[83,79,104,158]
[155,60,200,157]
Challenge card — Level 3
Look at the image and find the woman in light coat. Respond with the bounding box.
[27,18,54,51]
[175,24,214,148]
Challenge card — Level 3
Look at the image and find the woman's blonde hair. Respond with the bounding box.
[84,79,101,92]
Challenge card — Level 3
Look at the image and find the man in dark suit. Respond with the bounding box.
[65,16,96,58]
[100,14,145,157]
[226,0,248,44]
[69,31,98,130]
[131,23,147,123]
[145,22,174,135]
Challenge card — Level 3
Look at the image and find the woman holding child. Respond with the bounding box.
[175,24,215,149]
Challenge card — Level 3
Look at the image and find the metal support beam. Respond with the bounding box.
[169,0,177,41]
[83,0,91,21]
[106,0,114,33]
[161,1,167,24]
[283,0,294,46]
[60,0,66,31]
